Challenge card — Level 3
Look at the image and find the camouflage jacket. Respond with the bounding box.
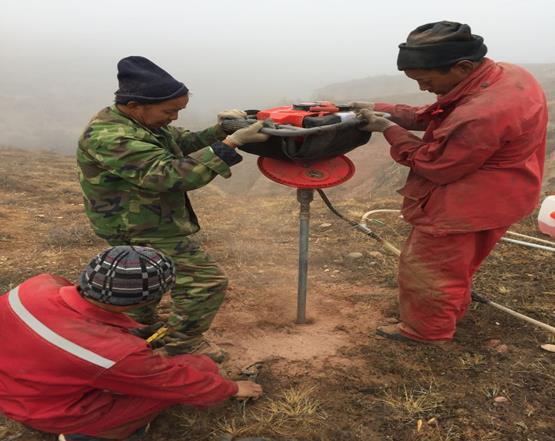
[77,105,235,240]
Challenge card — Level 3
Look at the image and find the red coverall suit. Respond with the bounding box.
[374,58,547,341]
[0,274,238,439]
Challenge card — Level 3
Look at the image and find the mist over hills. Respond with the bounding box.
[1,62,553,194]
[315,63,555,104]
[1,62,552,152]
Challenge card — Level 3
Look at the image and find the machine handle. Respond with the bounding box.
[220,113,390,138]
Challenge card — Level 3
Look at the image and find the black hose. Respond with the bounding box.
[316,190,516,310]
[316,189,381,241]
[471,291,490,304]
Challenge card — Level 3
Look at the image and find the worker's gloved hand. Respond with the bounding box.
[128,321,165,339]
[356,108,396,133]
[217,109,247,124]
[349,101,375,111]
[224,120,269,147]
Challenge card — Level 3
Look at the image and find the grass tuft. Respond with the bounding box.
[43,223,99,248]
[381,384,444,421]
[215,385,327,439]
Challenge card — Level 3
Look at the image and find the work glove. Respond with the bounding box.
[217,109,247,124]
[356,108,396,133]
[349,101,375,111]
[225,120,270,146]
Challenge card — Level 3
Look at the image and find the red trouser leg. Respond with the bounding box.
[84,355,220,439]
[397,226,508,341]
[88,399,170,439]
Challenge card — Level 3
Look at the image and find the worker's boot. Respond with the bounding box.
[375,323,451,346]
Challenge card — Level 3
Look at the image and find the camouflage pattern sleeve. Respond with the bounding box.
[77,107,236,239]
[169,124,227,155]
[84,134,231,193]
[79,106,236,190]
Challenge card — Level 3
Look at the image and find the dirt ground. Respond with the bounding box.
[0,147,554,441]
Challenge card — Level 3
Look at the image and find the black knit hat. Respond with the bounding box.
[79,246,176,306]
[397,21,487,70]
[114,56,189,104]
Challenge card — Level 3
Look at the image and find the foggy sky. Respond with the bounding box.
[1,0,554,151]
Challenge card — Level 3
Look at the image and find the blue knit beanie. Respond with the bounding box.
[114,56,189,104]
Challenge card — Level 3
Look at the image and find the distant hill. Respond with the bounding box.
[314,63,555,104]
[314,74,432,106]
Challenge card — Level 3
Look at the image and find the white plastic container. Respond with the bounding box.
[538,195,555,237]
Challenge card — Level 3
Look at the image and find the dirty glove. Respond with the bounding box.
[357,108,396,133]
[349,101,374,111]
[224,120,269,147]
[217,109,247,124]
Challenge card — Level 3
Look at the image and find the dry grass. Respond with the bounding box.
[480,384,510,400]
[458,352,487,369]
[0,175,36,193]
[216,385,326,440]
[252,386,326,435]
[380,384,444,422]
[172,385,326,441]
[375,383,476,441]
[43,223,99,247]
[0,418,29,440]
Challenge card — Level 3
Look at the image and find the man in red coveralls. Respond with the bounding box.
[354,21,547,343]
[0,246,262,441]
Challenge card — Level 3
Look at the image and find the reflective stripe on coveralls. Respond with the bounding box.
[8,286,116,369]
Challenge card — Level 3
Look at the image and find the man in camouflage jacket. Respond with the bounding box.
[77,56,268,359]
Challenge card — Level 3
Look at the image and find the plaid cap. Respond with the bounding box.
[79,246,175,306]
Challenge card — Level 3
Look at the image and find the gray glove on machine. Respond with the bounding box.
[217,108,269,147]
[349,101,396,133]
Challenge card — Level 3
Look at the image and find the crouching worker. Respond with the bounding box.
[0,246,262,441]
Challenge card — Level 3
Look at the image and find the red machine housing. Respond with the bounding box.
[256,101,341,127]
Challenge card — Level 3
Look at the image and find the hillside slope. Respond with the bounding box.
[0,148,553,441]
